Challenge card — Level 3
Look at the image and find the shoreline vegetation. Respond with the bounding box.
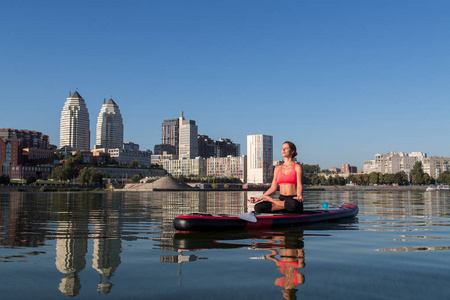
[0,183,434,192]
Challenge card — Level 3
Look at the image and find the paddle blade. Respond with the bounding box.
[238,212,257,223]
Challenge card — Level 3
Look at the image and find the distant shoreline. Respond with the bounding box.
[306,185,429,191]
[0,184,434,192]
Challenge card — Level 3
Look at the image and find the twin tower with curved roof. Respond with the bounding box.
[59,91,124,151]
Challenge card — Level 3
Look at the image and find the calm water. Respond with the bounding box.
[1,190,450,299]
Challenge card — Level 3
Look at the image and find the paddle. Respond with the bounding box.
[238,211,257,222]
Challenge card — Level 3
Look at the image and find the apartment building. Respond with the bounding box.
[422,157,450,179]
[108,143,151,166]
[162,157,206,177]
[0,129,49,149]
[247,134,273,184]
[207,155,247,182]
[363,152,427,176]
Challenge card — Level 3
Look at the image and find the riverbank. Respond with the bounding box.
[309,185,429,191]
[0,184,432,192]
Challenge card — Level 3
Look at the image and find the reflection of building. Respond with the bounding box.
[60,91,90,151]
[91,195,123,295]
[247,134,273,184]
[96,98,124,150]
[55,198,89,297]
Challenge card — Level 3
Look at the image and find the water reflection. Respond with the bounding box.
[55,205,89,296]
[1,190,450,299]
[163,229,307,299]
[250,232,306,300]
[53,193,124,296]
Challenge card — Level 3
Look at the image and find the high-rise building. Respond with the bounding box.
[155,115,180,156]
[247,134,273,184]
[198,135,218,158]
[95,98,123,149]
[197,135,240,159]
[217,138,240,157]
[60,91,90,151]
[162,117,180,151]
[178,111,198,159]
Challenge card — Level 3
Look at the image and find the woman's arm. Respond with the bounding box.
[294,164,304,202]
[248,166,279,203]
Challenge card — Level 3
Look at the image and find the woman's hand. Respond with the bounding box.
[248,197,262,203]
[294,195,304,202]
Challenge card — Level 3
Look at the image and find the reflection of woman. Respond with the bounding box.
[263,236,305,300]
[248,141,303,213]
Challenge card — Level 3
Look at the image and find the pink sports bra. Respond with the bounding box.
[277,163,297,185]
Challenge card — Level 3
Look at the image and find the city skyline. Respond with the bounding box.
[2,1,450,169]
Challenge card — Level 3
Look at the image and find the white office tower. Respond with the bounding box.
[178,111,198,159]
[96,98,124,149]
[247,134,273,184]
[60,91,90,151]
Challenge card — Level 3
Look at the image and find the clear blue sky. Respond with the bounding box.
[1,0,449,169]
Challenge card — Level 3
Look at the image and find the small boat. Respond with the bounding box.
[173,204,358,231]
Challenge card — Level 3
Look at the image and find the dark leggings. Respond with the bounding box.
[254,195,304,213]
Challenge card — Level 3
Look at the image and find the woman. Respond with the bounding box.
[248,141,303,213]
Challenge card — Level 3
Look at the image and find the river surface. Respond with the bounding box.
[1,190,450,299]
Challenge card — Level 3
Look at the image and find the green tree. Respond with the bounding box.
[369,172,379,184]
[27,176,37,185]
[55,150,64,160]
[383,174,394,184]
[77,167,103,185]
[50,166,64,180]
[332,174,345,185]
[50,159,78,181]
[63,159,78,180]
[326,176,333,185]
[361,174,370,185]
[74,150,84,163]
[410,161,424,185]
[423,173,434,185]
[302,164,320,174]
[0,174,10,184]
[394,171,408,185]
[130,174,142,183]
[437,171,450,185]
[130,160,139,168]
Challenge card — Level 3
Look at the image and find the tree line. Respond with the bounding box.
[304,162,449,186]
